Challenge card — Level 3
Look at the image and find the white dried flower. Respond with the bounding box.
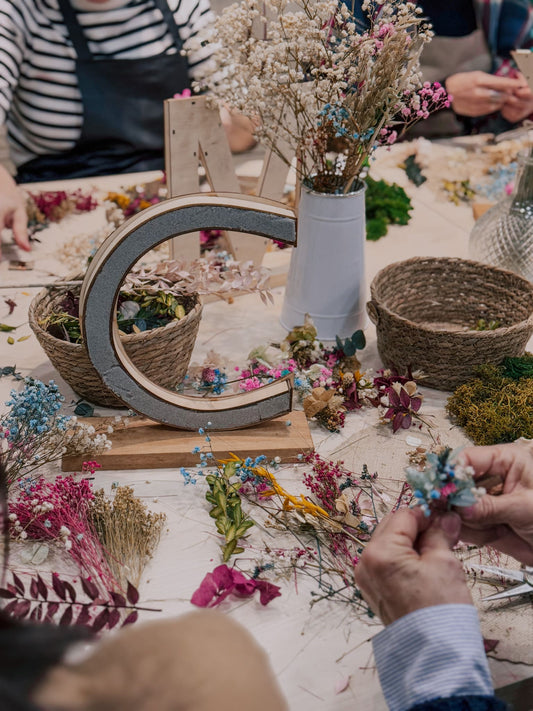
[190,0,444,192]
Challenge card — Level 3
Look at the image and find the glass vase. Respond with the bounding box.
[280,180,366,340]
[469,150,533,281]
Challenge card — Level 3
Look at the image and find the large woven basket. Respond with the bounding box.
[367,257,533,390]
[29,284,202,408]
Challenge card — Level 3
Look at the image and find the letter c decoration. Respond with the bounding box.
[80,193,296,430]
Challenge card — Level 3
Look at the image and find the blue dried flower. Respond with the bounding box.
[405,447,483,512]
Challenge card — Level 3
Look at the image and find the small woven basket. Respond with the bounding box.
[367,257,533,391]
[29,284,202,408]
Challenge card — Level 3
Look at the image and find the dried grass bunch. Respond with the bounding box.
[89,487,166,589]
[191,0,449,193]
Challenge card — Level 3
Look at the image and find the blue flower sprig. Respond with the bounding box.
[1,377,112,488]
[405,447,484,516]
[3,378,69,439]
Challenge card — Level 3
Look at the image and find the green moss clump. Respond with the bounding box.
[365,176,412,241]
[446,360,533,445]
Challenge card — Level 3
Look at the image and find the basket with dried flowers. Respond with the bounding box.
[29,255,271,407]
[367,257,533,390]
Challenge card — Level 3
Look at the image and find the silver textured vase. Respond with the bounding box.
[469,151,533,281]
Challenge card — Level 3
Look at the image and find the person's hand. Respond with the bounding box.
[0,164,30,261]
[220,105,257,153]
[457,443,533,565]
[354,508,471,625]
[500,73,533,123]
[445,71,524,117]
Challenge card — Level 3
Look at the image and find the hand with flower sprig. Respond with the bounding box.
[456,442,533,565]
[355,508,469,624]
[355,508,500,711]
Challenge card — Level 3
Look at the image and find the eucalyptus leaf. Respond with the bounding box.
[449,489,479,507]
[403,154,427,186]
[74,402,94,417]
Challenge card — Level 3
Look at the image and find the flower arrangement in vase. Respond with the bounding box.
[190,0,449,338]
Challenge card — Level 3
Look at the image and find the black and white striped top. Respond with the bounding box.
[0,0,214,167]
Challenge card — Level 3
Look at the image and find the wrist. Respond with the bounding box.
[373,604,493,711]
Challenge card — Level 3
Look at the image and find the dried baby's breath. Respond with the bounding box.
[89,487,166,589]
[190,0,445,193]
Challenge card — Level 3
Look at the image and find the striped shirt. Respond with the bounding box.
[0,0,214,167]
[373,604,494,711]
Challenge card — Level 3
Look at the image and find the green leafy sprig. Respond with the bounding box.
[205,461,255,562]
[335,329,366,358]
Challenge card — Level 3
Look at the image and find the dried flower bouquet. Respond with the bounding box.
[192,0,450,193]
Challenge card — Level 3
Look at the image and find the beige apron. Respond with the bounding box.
[408,28,492,137]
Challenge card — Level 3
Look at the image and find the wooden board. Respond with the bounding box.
[472,202,494,220]
[62,410,313,471]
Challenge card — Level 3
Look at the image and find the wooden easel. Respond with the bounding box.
[164,96,293,264]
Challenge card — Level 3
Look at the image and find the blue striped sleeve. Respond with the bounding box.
[372,604,494,711]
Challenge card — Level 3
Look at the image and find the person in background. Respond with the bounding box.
[355,441,533,711]
[350,0,533,138]
[0,0,255,260]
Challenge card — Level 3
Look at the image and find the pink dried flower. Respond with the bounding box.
[191,564,281,608]
[9,475,119,593]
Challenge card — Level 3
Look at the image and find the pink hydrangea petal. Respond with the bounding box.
[255,580,282,605]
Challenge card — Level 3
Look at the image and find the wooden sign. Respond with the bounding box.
[80,193,299,431]
[512,50,533,91]
[62,412,313,471]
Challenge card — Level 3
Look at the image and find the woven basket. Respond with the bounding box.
[29,284,202,408]
[367,257,533,391]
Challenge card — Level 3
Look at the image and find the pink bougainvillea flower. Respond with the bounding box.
[191,564,281,608]
[190,564,235,607]
[254,580,282,605]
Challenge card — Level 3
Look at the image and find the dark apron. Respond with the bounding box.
[16,0,190,182]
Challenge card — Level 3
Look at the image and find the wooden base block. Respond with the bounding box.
[62,411,313,472]
[472,202,494,220]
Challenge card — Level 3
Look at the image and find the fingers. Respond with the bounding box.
[461,490,527,527]
[460,443,533,491]
[417,512,461,556]
[480,75,524,92]
[460,523,533,565]
[11,205,30,251]
[514,85,533,100]
[369,507,429,548]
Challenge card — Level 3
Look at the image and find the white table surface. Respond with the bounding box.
[1,147,532,710]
